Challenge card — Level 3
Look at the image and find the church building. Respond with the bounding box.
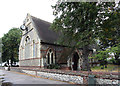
[19,14,85,70]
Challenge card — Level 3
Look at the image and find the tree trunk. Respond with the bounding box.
[115,54,119,65]
[82,45,91,71]
[115,54,119,60]
[11,58,13,66]
[7,60,9,66]
[11,51,14,66]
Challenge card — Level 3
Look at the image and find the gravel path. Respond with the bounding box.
[0,70,70,85]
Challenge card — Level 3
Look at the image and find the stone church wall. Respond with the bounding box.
[19,14,41,67]
[19,59,40,67]
[40,43,65,66]
[40,43,83,70]
[19,14,83,69]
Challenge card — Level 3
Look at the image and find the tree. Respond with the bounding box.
[98,2,120,64]
[0,38,2,53]
[2,28,22,66]
[0,38,2,64]
[95,50,109,68]
[108,43,120,65]
[51,2,118,71]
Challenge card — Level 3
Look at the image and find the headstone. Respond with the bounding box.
[88,75,96,86]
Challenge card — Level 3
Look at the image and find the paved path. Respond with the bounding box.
[0,70,69,85]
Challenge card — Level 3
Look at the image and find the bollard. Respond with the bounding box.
[35,71,37,76]
[8,66,10,71]
[88,75,96,86]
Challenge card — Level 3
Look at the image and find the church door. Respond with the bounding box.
[72,52,79,70]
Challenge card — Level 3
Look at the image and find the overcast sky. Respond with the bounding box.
[0,0,57,38]
[0,0,119,38]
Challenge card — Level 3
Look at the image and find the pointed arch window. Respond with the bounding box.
[47,53,50,64]
[46,49,55,64]
[33,41,36,57]
[51,53,53,64]
[25,36,31,59]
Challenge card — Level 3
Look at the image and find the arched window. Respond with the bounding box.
[25,36,31,59]
[33,40,38,58]
[47,53,50,64]
[46,49,55,64]
[51,53,53,64]
[33,41,36,57]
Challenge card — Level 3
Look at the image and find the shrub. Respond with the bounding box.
[47,64,60,69]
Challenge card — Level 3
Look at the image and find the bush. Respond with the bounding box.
[47,64,60,69]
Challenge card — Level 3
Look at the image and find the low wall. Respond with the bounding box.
[22,70,83,84]
[10,67,119,85]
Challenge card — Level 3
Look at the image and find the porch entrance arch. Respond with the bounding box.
[72,52,79,70]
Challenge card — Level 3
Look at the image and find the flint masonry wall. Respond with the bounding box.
[22,70,119,84]
[10,67,119,85]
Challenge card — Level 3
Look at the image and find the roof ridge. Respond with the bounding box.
[31,15,59,44]
[31,16,51,25]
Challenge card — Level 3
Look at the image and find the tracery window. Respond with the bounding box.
[33,40,38,58]
[51,53,53,64]
[46,49,55,64]
[33,41,36,57]
[47,53,50,64]
[25,36,31,59]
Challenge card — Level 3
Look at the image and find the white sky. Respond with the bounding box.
[0,0,57,38]
[0,0,119,38]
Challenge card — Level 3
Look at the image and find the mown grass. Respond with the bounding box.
[91,64,120,72]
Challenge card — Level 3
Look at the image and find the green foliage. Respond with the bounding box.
[51,2,119,47]
[47,64,60,69]
[109,43,120,54]
[0,38,2,53]
[88,56,95,59]
[98,2,120,50]
[95,43,120,65]
[94,49,109,68]
[51,2,119,70]
[51,2,98,47]
[108,57,115,64]
[108,43,120,64]
[0,38,2,64]
[95,50,109,61]
[2,28,22,65]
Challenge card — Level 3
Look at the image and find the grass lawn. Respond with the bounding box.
[91,64,120,72]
